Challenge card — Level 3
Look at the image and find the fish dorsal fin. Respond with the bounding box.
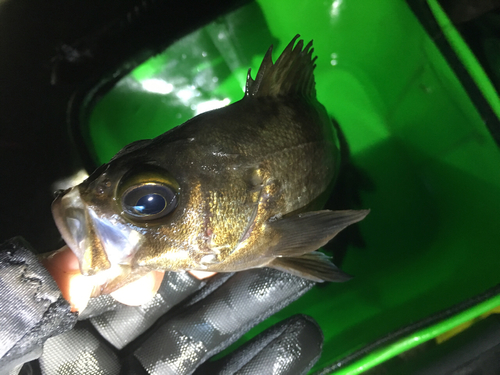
[245,35,317,98]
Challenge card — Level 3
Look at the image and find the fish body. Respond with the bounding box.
[52,36,368,291]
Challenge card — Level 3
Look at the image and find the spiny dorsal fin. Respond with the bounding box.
[245,35,317,98]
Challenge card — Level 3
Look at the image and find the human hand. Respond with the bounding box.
[40,246,215,312]
[38,257,323,374]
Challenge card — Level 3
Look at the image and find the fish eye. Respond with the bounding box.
[116,164,180,222]
[121,183,178,220]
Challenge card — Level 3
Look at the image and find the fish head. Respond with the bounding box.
[51,106,267,292]
[51,141,191,289]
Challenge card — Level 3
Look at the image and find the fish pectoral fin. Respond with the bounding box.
[267,252,352,282]
[267,209,369,257]
[264,210,369,282]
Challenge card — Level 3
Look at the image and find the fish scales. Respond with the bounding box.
[138,98,337,270]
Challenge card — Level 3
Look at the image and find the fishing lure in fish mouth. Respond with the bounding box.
[52,35,369,293]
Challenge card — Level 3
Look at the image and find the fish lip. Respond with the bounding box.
[51,187,88,261]
[51,187,143,275]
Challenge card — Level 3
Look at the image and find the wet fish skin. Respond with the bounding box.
[52,36,369,291]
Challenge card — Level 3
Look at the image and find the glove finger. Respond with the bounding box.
[194,314,323,375]
[38,321,120,375]
[134,268,315,375]
[83,271,208,349]
[77,294,118,321]
[0,238,77,374]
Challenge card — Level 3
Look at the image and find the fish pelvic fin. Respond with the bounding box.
[245,34,317,98]
[267,252,352,283]
[266,209,370,258]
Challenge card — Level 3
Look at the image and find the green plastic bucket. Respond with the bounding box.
[82,0,500,373]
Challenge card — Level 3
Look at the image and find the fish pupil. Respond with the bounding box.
[121,182,178,220]
[134,193,166,215]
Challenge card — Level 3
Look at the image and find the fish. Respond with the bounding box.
[52,35,369,293]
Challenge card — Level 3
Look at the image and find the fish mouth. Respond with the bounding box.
[52,187,143,278]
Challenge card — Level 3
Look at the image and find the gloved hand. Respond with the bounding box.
[0,238,324,375]
[38,263,324,374]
